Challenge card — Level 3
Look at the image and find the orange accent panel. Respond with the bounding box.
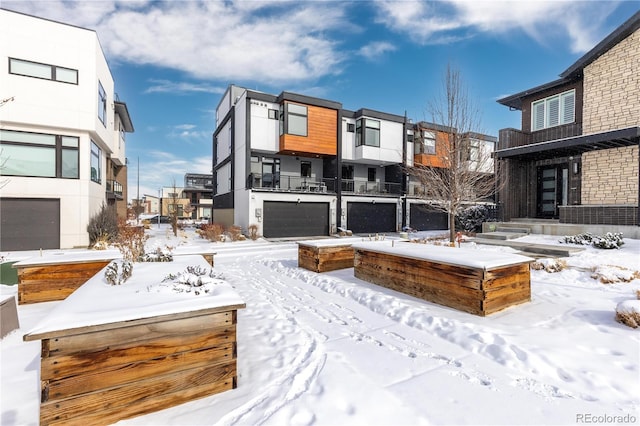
[414,131,451,168]
[280,103,337,156]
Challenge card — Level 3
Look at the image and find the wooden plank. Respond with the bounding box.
[355,249,484,289]
[482,279,530,300]
[482,288,531,315]
[47,311,234,355]
[17,261,110,279]
[46,378,235,426]
[41,324,236,380]
[40,362,237,425]
[482,263,531,289]
[19,284,81,305]
[45,343,235,400]
[24,305,245,341]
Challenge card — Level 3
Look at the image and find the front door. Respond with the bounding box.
[536,165,568,218]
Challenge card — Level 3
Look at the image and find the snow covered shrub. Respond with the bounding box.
[113,218,147,262]
[531,258,567,273]
[592,232,624,249]
[590,265,640,284]
[248,224,260,240]
[104,260,133,285]
[199,223,224,242]
[615,300,640,328]
[561,232,624,249]
[138,247,173,262]
[457,205,495,233]
[87,203,118,248]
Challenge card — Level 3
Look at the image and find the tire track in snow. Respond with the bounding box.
[217,260,326,425]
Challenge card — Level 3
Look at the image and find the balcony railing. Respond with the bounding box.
[106,179,123,200]
[341,179,402,196]
[249,173,335,193]
[499,123,582,150]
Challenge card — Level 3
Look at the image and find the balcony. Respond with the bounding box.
[106,179,123,200]
[499,123,582,150]
[342,179,401,196]
[249,173,336,193]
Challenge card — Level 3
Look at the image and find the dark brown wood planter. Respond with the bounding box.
[353,242,533,316]
[23,255,245,425]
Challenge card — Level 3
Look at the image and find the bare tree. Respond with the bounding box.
[167,180,181,236]
[409,64,500,242]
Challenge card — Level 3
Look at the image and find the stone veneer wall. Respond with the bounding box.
[582,145,638,204]
[581,28,639,205]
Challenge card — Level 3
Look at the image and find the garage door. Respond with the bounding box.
[1,198,60,250]
[263,201,329,238]
[347,202,396,234]
[409,204,448,231]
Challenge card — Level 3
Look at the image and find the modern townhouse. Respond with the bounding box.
[0,9,134,250]
[212,84,496,238]
[183,173,213,220]
[495,10,639,231]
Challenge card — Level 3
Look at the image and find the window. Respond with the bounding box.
[286,103,307,136]
[356,119,380,147]
[9,58,78,84]
[368,167,376,182]
[418,130,436,154]
[98,81,107,125]
[91,141,101,183]
[301,161,311,178]
[0,129,78,178]
[347,123,355,133]
[531,89,575,131]
[268,109,278,120]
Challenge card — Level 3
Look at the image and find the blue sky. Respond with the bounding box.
[3,1,639,201]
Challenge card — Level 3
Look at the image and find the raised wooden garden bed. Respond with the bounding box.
[298,240,359,272]
[1,294,19,338]
[353,242,533,316]
[23,255,245,425]
[13,251,119,304]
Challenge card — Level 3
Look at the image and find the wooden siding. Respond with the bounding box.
[413,131,451,168]
[16,260,112,304]
[27,308,242,425]
[280,103,337,156]
[298,243,354,273]
[354,248,531,316]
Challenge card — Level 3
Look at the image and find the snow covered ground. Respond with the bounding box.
[1,226,639,425]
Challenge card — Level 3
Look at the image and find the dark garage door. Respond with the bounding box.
[347,202,396,234]
[263,201,329,238]
[410,204,448,231]
[1,198,60,250]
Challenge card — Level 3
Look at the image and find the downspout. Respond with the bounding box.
[401,112,408,229]
[637,138,640,226]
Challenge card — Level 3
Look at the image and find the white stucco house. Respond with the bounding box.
[0,8,134,250]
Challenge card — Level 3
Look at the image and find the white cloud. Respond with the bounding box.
[358,41,397,61]
[373,0,622,53]
[3,0,352,82]
[144,79,225,95]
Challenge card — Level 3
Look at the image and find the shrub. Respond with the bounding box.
[228,225,244,242]
[248,224,260,241]
[615,300,640,329]
[561,232,624,249]
[531,258,567,273]
[199,223,225,242]
[457,205,495,233]
[112,218,147,262]
[87,203,118,247]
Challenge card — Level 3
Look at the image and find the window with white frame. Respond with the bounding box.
[531,89,575,131]
[91,141,101,183]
